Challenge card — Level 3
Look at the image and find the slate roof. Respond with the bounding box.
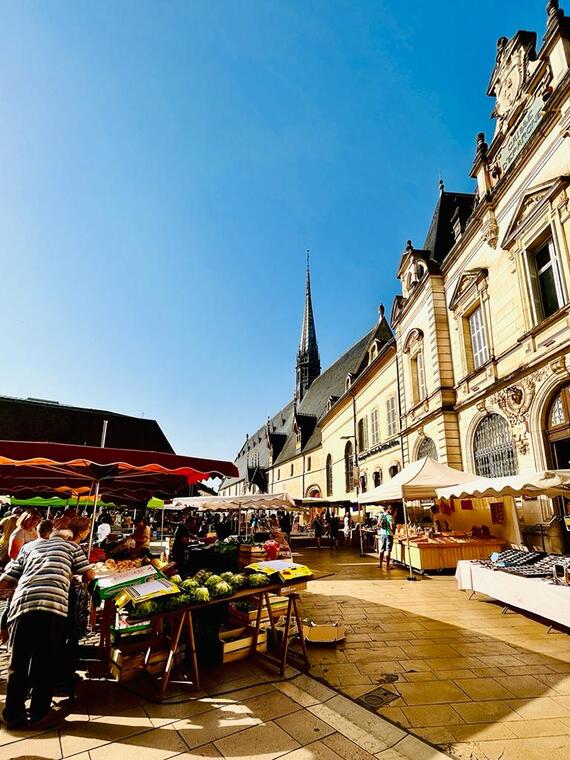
[423,190,476,264]
[0,395,174,453]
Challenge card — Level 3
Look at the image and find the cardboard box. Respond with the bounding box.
[219,625,268,663]
[302,623,346,644]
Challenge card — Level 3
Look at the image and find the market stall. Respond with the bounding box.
[357,457,501,573]
[92,558,319,699]
[437,470,570,553]
[456,555,570,629]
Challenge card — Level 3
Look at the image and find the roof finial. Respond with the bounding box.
[438,172,444,193]
[378,304,385,321]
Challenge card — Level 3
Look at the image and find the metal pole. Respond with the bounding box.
[161,502,165,546]
[87,419,108,557]
[403,499,416,581]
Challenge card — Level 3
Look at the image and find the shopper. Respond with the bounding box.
[8,509,41,560]
[0,528,94,729]
[37,520,53,540]
[0,512,19,565]
[53,517,92,699]
[378,505,395,570]
[312,512,325,549]
[329,513,340,549]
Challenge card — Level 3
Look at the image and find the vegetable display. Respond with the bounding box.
[210,580,232,598]
[204,574,223,589]
[247,573,269,588]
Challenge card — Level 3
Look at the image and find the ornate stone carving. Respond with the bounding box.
[489,32,539,135]
[488,367,550,453]
[481,213,500,249]
[550,355,568,376]
[475,400,487,413]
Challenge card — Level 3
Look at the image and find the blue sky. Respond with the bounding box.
[0,1,546,461]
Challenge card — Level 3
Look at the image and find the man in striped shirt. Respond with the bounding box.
[0,532,95,729]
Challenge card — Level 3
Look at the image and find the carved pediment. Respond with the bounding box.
[501,176,570,248]
[449,269,488,312]
[488,31,539,135]
[403,328,424,354]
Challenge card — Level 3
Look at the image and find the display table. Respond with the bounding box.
[116,571,330,700]
[393,537,505,572]
[456,560,570,629]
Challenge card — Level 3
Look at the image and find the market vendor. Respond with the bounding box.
[110,516,151,558]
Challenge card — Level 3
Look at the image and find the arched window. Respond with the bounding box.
[417,437,437,461]
[373,470,382,488]
[473,414,517,477]
[344,441,354,493]
[326,454,333,497]
[389,463,400,479]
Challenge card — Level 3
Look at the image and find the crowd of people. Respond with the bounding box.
[312,509,353,549]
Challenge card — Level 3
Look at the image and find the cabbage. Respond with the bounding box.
[211,580,232,598]
[130,600,155,619]
[204,574,223,589]
[219,572,235,584]
[180,578,199,592]
[230,573,247,589]
[191,586,210,603]
[247,573,268,588]
[170,574,182,584]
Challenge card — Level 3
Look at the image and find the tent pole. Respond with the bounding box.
[161,502,165,548]
[403,499,417,582]
[87,419,108,558]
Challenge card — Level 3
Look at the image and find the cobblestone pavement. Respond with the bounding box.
[0,560,450,760]
[295,545,570,760]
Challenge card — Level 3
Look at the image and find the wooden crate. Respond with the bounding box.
[228,595,289,624]
[219,626,268,663]
[238,545,267,568]
[109,639,185,682]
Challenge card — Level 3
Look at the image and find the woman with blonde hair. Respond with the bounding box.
[0,512,19,564]
[8,509,41,560]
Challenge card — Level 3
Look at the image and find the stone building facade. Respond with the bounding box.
[221,4,570,548]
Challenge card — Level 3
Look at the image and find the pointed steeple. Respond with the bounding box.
[296,251,320,403]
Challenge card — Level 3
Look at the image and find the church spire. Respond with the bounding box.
[296,251,320,403]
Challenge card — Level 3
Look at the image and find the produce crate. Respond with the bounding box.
[110,619,151,645]
[219,625,268,663]
[109,639,185,682]
[238,545,267,568]
[228,595,289,624]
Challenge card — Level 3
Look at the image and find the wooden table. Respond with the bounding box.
[137,572,330,700]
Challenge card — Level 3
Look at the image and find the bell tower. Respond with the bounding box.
[296,252,321,403]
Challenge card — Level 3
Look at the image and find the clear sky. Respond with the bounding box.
[0,1,546,461]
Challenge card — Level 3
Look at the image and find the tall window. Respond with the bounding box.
[326,454,333,497]
[526,238,565,322]
[386,396,398,438]
[370,408,380,446]
[344,441,354,493]
[473,413,517,477]
[414,349,426,402]
[468,306,489,370]
[417,437,437,461]
[306,457,311,471]
[358,417,369,452]
[290,463,294,477]
[360,472,367,493]
[373,470,382,488]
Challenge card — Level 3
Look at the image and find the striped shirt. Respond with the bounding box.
[0,536,91,623]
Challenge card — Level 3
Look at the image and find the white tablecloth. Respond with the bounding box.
[456,560,570,627]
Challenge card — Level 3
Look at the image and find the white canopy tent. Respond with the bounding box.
[168,492,305,512]
[357,457,478,580]
[436,470,570,501]
[358,457,478,504]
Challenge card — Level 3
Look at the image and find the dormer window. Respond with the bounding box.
[345,373,353,391]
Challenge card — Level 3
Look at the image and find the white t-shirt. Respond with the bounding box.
[97,523,111,542]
